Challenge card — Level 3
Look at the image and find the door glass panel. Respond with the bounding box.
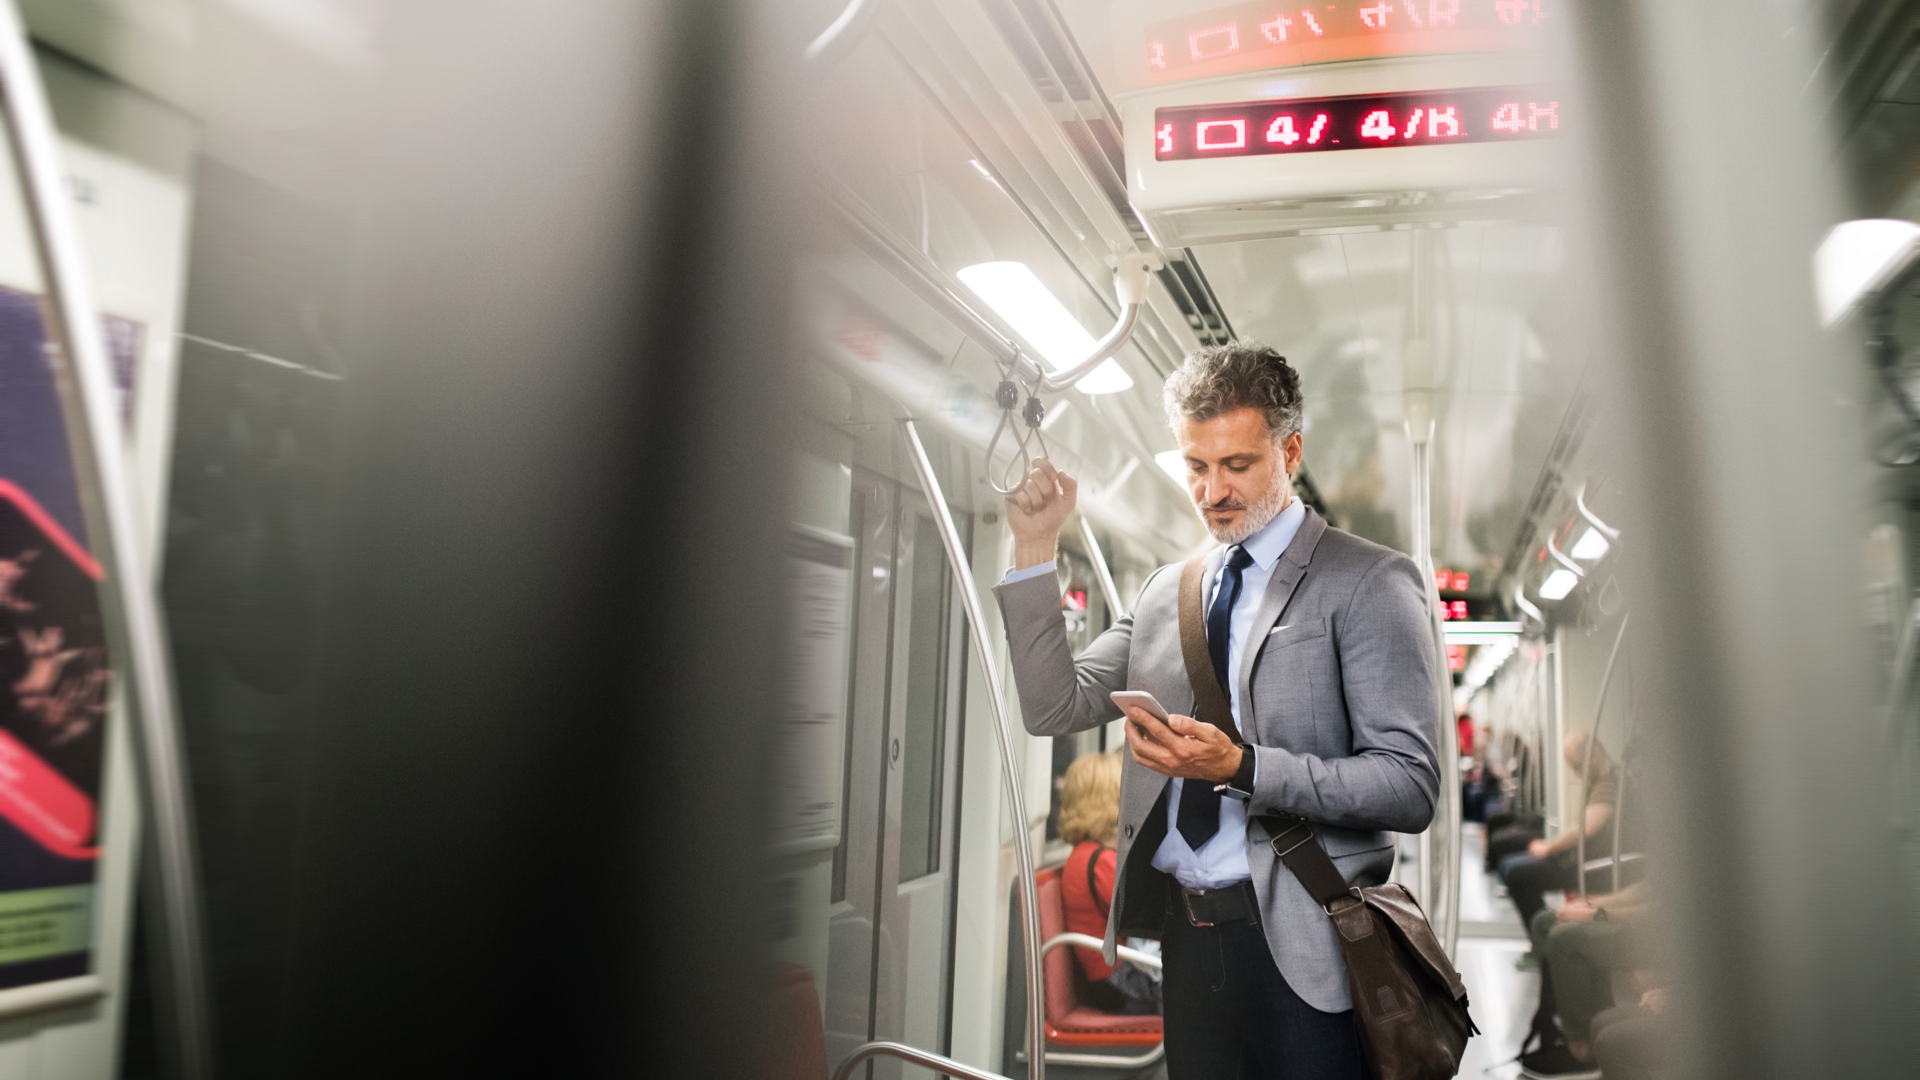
[898,514,949,882]
[830,486,874,905]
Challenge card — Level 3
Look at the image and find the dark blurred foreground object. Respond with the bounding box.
[140,1,807,1077]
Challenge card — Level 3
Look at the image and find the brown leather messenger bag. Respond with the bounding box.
[1176,555,1476,1080]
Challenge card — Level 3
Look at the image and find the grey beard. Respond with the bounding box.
[1201,474,1292,545]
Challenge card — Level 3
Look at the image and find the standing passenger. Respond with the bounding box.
[996,343,1440,1080]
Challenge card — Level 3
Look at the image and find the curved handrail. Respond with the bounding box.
[805,0,885,70]
[1037,303,1140,392]
[901,420,1046,1080]
[1573,482,1621,541]
[1040,932,1163,971]
[1513,582,1546,625]
[1546,531,1585,577]
[1576,614,1629,896]
[831,1041,1012,1080]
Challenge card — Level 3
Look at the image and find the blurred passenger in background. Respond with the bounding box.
[1589,987,1668,1080]
[1500,733,1616,936]
[1060,751,1162,1015]
[1518,882,1658,1080]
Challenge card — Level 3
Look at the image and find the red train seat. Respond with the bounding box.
[1035,866,1163,1047]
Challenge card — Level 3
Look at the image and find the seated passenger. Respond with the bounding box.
[1519,882,1655,1079]
[1058,751,1161,1016]
[1590,989,1668,1080]
[1501,733,1617,937]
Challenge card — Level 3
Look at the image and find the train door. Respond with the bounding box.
[825,467,968,1078]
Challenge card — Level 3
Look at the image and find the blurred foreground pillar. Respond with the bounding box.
[1569,3,1920,1079]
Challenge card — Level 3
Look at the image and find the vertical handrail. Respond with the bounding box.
[1078,515,1128,620]
[901,420,1045,1080]
[0,6,213,1078]
[1576,614,1629,897]
[1407,439,1461,954]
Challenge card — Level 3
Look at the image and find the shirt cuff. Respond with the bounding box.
[1003,560,1056,585]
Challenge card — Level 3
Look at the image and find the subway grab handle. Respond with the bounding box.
[1036,252,1159,393]
[900,420,1048,1080]
[831,1041,1015,1080]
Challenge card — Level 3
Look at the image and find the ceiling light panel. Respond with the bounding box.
[957,261,1134,394]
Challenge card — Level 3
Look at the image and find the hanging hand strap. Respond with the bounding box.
[1177,555,1242,744]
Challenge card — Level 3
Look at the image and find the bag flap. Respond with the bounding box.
[1363,884,1467,1000]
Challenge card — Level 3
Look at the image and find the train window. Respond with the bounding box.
[898,514,951,881]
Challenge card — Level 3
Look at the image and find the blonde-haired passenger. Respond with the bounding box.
[1060,751,1162,1015]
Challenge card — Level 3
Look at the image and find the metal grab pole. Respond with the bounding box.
[1576,614,1629,898]
[1078,516,1128,621]
[0,5,212,1077]
[1407,438,1460,954]
[902,420,1045,1080]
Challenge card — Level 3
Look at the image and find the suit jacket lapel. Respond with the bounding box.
[1236,507,1328,711]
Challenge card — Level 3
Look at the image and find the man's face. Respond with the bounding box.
[1172,406,1304,544]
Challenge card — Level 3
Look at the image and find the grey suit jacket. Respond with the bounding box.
[993,507,1439,1012]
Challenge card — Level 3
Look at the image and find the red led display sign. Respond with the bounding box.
[1152,85,1557,160]
[1141,0,1547,82]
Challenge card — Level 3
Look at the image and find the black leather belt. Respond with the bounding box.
[1169,880,1259,927]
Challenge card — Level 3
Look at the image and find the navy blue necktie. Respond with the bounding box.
[1176,544,1253,850]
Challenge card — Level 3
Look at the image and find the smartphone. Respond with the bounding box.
[1110,690,1173,725]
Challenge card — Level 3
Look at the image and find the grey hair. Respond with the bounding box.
[1162,342,1303,441]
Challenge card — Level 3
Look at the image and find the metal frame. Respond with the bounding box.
[1575,614,1629,897]
[832,1040,1016,1080]
[1077,517,1128,621]
[0,5,212,1077]
[1040,932,1161,971]
[1028,934,1167,1068]
[901,419,1046,1080]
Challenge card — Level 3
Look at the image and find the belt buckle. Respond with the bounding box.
[1182,888,1215,928]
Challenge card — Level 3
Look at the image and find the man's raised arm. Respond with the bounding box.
[991,461,1133,737]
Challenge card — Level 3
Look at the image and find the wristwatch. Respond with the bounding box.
[1231,743,1256,793]
[1593,907,1609,922]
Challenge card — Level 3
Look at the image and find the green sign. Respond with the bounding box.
[0,886,94,966]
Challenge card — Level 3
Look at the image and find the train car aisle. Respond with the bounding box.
[1454,825,1537,1080]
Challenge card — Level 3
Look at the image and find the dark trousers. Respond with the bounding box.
[1161,908,1371,1080]
[1485,822,1541,872]
[1498,850,1577,931]
[1546,918,1640,1042]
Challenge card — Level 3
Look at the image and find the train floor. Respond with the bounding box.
[1455,823,1540,1080]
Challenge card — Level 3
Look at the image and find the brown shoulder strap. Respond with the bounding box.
[1257,814,1355,909]
[1177,555,1242,744]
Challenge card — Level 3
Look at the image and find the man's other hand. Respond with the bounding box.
[1124,706,1240,783]
[1006,459,1076,568]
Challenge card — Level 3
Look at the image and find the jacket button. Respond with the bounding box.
[1123,824,1134,839]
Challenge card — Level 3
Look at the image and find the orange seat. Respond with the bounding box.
[1036,866,1164,1047]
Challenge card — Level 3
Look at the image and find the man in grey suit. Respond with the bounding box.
[996,343,1439,1080]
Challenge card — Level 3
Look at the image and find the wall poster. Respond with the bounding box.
[0,284,138,993]
[780,528,853,851]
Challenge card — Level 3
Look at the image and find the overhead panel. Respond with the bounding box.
[1106,0,1562,246]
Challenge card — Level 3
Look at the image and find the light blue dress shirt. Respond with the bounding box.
[1005,496,1307,889]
